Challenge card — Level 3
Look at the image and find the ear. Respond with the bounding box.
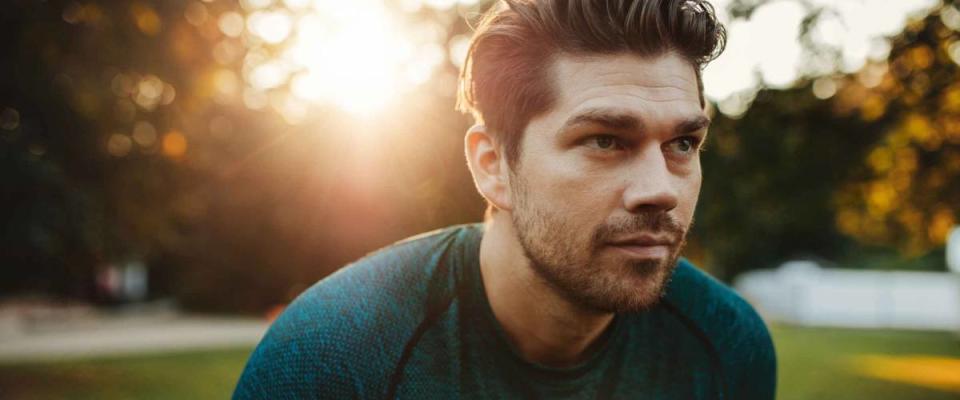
[464,124,513,211]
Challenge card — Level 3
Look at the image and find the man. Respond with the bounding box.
[234,0,776,398]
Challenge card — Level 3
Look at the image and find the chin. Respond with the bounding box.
[609,270,673,312]
[569,257,677,314]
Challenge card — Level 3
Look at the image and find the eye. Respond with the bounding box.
[584,135,625,151]
[666,136,701,155]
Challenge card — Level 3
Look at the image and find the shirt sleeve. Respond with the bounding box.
[232,292,360,400]
[729,315,777,400]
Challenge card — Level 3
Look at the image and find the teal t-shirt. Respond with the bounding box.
[234,224,776,399]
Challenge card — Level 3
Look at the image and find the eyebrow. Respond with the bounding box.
[559,109,711,136]
[675,115,711,135]
[560,109,643,133]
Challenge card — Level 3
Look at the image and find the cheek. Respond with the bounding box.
[677,166,702,222]
[524,153,620,219]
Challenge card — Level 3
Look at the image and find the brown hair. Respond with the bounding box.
[457,0,726,166]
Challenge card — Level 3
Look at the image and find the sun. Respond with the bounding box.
[233,0,450,119]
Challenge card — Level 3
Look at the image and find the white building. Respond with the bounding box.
[734,260,960,332]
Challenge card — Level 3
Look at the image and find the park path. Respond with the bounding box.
[0,311,270,363]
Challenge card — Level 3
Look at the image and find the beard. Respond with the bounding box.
[509,176,689,314]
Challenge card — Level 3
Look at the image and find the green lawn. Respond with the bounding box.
[0,325,957,399]
[0,348,254,400]
[771,325,960,400]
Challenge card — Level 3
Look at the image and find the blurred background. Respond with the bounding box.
[0,0,958,398]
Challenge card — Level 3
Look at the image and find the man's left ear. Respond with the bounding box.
[464,124,513,211]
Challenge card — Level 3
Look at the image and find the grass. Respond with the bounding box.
[0,348,254,400]
[0,326,957,399]
[772,325,960,400]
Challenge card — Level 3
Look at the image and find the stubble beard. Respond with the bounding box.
[509,176,689,314]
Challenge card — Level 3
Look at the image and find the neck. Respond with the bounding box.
[478,213,616,368]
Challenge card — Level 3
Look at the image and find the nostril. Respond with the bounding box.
[623,186,679,213]
[631,201,676,214]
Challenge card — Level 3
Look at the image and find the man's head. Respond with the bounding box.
[461,0,726,313]
[458,0,725,167]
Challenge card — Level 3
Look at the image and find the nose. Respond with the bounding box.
[621,149,679,214]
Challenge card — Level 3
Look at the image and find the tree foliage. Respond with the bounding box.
[696,1,960,278]
[830,5,960,255]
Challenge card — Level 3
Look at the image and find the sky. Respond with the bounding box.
[703,0,941,115]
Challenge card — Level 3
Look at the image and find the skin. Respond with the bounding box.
[464,52,709,367]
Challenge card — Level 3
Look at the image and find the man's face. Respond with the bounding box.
[508,52,708,313]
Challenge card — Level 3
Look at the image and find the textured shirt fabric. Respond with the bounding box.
[234,224,777,399]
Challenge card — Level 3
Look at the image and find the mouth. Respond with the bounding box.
[605,235,675,259]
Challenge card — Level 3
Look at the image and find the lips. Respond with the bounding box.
[605,234,676,259]
[607,234,675,247]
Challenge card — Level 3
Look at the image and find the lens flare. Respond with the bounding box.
[230,0,446,117]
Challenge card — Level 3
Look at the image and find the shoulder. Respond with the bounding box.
[663,259,777,399]
[233,225,475,399]
[664,259,770,337]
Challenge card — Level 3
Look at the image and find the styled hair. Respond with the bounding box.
[457,0,726,166]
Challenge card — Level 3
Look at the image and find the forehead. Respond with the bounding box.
[544,52,702,125]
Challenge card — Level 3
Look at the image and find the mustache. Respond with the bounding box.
[592,212,687,244]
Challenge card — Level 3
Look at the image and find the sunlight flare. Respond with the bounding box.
[233,0,446,117]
